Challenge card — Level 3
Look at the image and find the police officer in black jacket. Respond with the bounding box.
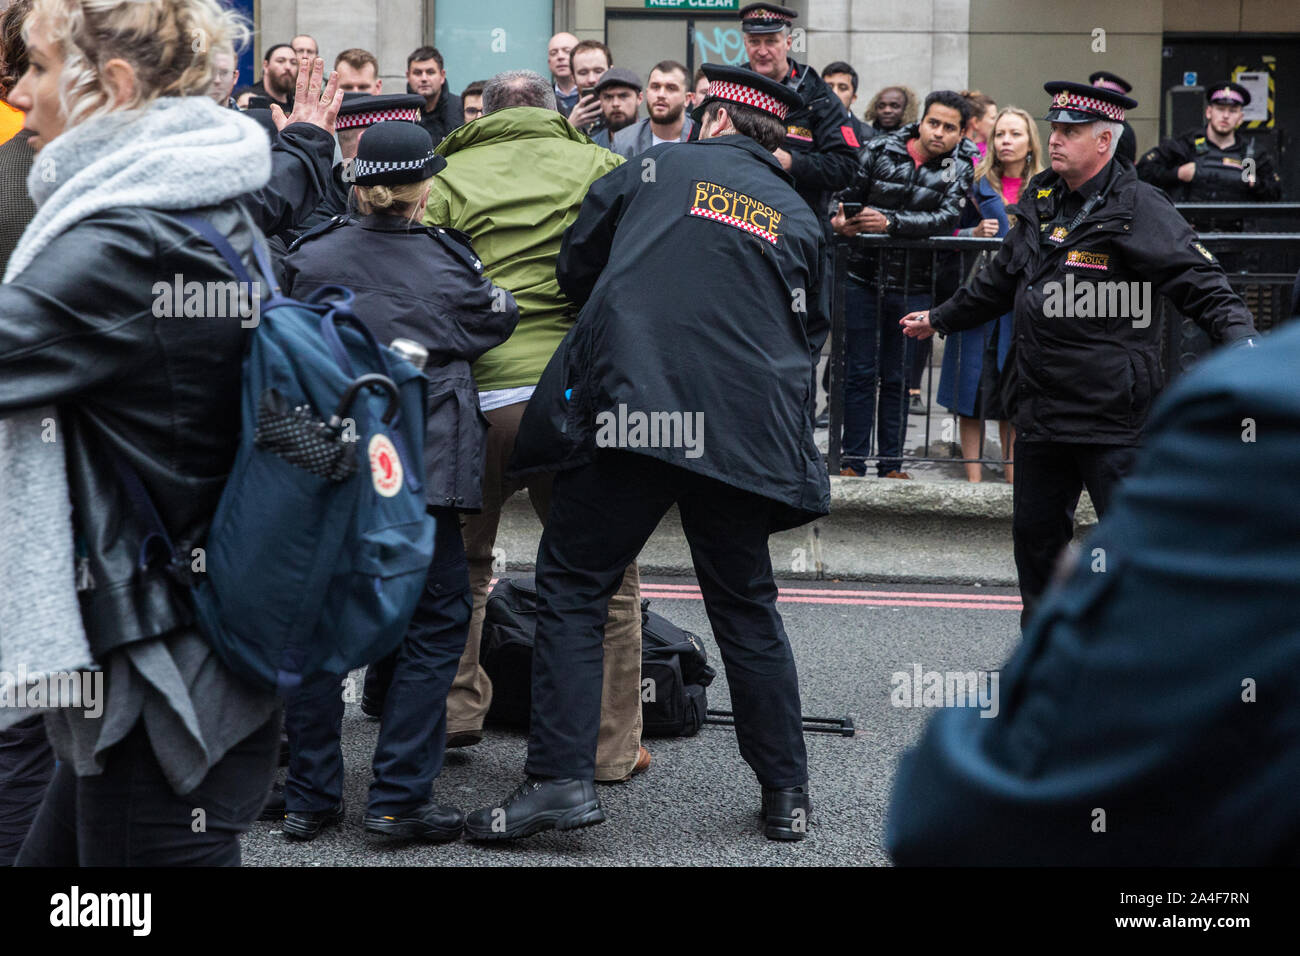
[278,122,520,843]
[737,3,858,214]
[1138,81,1282,202]
[902,81,1257,626]
[1089,71,1137,165]
[464,64,829,843]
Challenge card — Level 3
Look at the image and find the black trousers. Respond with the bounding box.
[526,450,808,789]
[284,507,471,816]
[1013,440,1137,627]
[0,716,54,866]
[15,714,280,866]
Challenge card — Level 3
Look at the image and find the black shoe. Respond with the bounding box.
[464,777,605,841]
[364,799,465,843]
[908,393,927,416]
[360,693,384,719]
[761,786,811,841]
[281,802,344,841]
[815,410,829,429]
[258,782,285,822]
[446,730,483,749]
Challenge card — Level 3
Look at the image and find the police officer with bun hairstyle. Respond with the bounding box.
[464,64,830,844]
[1138,81,1282,202]
[277,121,520,844]
[1088,71,1137,165]
[901,81,1257,627]
[737,2,858,214]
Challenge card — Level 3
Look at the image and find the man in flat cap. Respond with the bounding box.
[1089,71,1137,165]
[736,2,858,216]
[1138,80,1282,202]
[465,63,830,843]
[900,80,1257,626]
[590,67,643,150]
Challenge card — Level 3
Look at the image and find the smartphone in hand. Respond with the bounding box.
[840,202,865,218]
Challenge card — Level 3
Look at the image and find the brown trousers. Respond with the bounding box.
[448,401,644,780]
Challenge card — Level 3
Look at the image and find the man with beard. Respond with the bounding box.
[254,43,297,111]
[591,68,641,150]
[407,45,462,145]
[612,60,694,158]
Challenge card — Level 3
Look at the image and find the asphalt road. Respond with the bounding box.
[241,576,1022,867]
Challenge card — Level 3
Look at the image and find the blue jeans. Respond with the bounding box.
[284,507,471,816]
[842,280,929,475]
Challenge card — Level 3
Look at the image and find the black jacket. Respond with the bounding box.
[0,202,259,659]
[282,213,519,511]
[1137,126,1282,202]
[929,158,1257,445]
[0,129,36,270]
[240,123,337,240]
[417,90,464,147]
[742,57,859,214]
[840,124,978,289]
[510,136,831,531]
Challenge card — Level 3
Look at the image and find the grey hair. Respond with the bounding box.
[1091,120,1123,157]
[483,69,556,114]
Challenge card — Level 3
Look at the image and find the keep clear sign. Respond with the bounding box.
[645,0,739,9]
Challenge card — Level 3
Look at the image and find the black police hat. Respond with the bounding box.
[593,67,642,97]
[1043,80,1136,124]
[1207,81,1251,107]
[1089,71,1132,95]
[691,62,802,125]
[352,121,446,186]
[337,92,425,131]
[738,2,797,34]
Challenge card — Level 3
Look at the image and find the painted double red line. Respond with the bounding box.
[639,582,1022,611]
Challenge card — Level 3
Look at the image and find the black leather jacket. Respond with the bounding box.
[0,202,259,659]
[840,124,978,290]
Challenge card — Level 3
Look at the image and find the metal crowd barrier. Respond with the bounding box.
[825,223,1299,477]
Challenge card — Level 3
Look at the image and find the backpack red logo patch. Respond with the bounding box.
[368,434,403,497]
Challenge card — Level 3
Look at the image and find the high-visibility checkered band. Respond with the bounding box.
[706,79,789,120]
[337,107,420,130]
[743,8,794,21]
[353,150,438,179]
[689,205,778,245]
[1051,90,1125,122]
[1210,89,1245,104]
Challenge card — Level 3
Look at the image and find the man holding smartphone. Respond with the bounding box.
[566,40,612,141]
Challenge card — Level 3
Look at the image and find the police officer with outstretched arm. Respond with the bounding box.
[901,81,1257,626]
[737,2,858,215]
[463,64,830,843]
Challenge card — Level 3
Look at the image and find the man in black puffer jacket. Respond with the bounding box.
[833,90,976,478]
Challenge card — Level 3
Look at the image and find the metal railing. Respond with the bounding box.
[825,226,1299,477]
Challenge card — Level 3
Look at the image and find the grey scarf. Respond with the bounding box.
[0,96,269,728]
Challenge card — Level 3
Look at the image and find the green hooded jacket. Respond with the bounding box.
[423,107,624,392]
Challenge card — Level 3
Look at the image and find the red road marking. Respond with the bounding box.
[489,579,1021,611]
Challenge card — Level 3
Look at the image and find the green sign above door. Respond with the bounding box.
[644,0,739,10]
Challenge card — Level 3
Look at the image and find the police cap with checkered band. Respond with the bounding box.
[738,2,796,34]
[351,121,446,186]
[691,62,802,125]
[335,92,426,131]
[1043,80,1137,124]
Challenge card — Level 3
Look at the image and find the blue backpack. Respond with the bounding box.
[118,216,435,696]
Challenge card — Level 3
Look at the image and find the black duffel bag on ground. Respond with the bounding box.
[480,577,716,737]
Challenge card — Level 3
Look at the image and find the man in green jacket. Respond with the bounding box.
[421,70,651,783]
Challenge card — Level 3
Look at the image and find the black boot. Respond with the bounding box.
[760,786,811,841]
[364,799,465,843]
[281,802,344,841]
[464,778,604,841]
